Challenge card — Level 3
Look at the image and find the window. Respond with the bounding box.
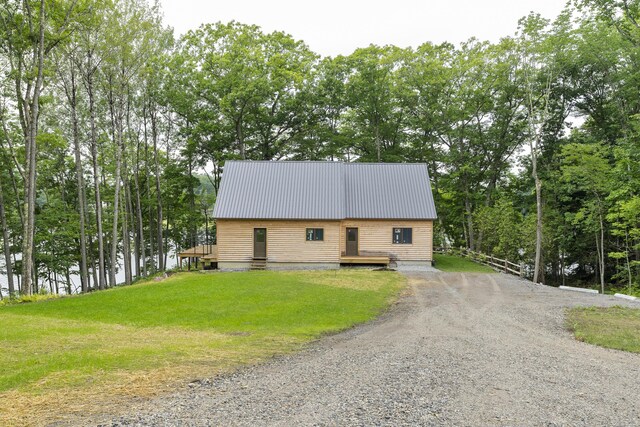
[393,228,412,244]
[255,228,266,243]
[306,228,324,241]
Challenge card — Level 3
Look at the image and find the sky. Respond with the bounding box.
[160,0,568,57]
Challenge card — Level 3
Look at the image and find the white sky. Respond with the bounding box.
[160,0,568,57]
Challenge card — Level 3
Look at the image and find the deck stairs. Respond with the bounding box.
[250,258,267,270]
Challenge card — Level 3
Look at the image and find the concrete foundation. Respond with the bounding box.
[395,260,433,267]
[218,261,340,271]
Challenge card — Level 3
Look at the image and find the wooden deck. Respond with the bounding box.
[178,245,217,269]
[340,255,390,265]
[178,245,391,268]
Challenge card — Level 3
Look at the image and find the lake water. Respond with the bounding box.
[0,251,179,296]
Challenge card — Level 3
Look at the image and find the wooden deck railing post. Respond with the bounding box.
[462,247,531,280]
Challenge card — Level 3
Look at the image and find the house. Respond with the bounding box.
[212,161,437,270]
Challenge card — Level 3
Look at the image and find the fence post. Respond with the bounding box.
[504,259,508,273]
[520,263,524,277]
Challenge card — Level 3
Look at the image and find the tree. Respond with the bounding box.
[561,142,613,293]
[1,0,82,294]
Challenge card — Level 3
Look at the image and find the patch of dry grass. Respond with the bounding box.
[0,270,403,425]
[0,314,304,426]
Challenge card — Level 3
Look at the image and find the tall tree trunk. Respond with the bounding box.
[188,156,196,248]
[122,181,132,286]
[0,178,15,296]
[151,107,164,271]
[236,115,245,159]
[375,121,381,162]
[108,89,123,288]
[164,209,170,268]
[598,212,605,294]
[86,64,107,290]
[20,0,46,295]
[87,233,97,290]
[531,138,544,284]
[69,66,89,293]
[133,152,146,277]
[143,109,154,268]
[464,195,475,251]
[145,132,155,268]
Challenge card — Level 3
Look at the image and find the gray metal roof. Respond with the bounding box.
[213,161,437,220]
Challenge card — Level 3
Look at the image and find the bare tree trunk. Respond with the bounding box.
[625,230,632,293]
[87,233,97,290]
[68,65,89,293]
[236,116,245,159]
[598,212,605,294]
[20,0,46,296]
[145,127,155,269]
[86,64,107,290]
[164,209,170,268]
[122,182,132,285]
[151,107,164,271]
[561,250,566,287]
[531,139,544,284]
[108,87,123,288]
[464,194,475,251]
[188,156,196,248]
[375,121,381,162]
[133,149,146,277]
[0,178,15,296]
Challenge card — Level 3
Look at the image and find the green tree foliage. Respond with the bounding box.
[2,0,640,297]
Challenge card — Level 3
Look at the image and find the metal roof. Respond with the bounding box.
[213,161,437,220]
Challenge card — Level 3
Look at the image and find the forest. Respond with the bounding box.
[0,0,639,297]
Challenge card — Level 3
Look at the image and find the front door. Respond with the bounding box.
[346,227,358,256]
[254,228,267,259]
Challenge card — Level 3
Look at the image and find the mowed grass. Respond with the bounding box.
[0,270,403,426]
[434,253,494,273]
[567,306,640,353]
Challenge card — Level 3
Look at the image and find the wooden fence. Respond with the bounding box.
[435,247,529,278]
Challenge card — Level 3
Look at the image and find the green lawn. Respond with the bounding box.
[434,253,494,273]
[567,306,640,353]
[0,270,403,426]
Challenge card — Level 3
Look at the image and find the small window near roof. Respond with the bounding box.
[393,228,412,244]
[306,228,324,241]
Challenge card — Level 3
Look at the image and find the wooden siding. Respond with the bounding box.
[217,219,433,263]
[216,220,341,263]
[340,220,433,262]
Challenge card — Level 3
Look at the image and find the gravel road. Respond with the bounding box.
[104,272,640,426]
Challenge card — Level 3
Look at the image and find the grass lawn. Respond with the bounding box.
[434,253,494,273]
[567,306,640,353]
[0,269,403,426]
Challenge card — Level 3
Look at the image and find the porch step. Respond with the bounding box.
[250,258,267,270]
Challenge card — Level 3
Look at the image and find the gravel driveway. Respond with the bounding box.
[105,272,640,426]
